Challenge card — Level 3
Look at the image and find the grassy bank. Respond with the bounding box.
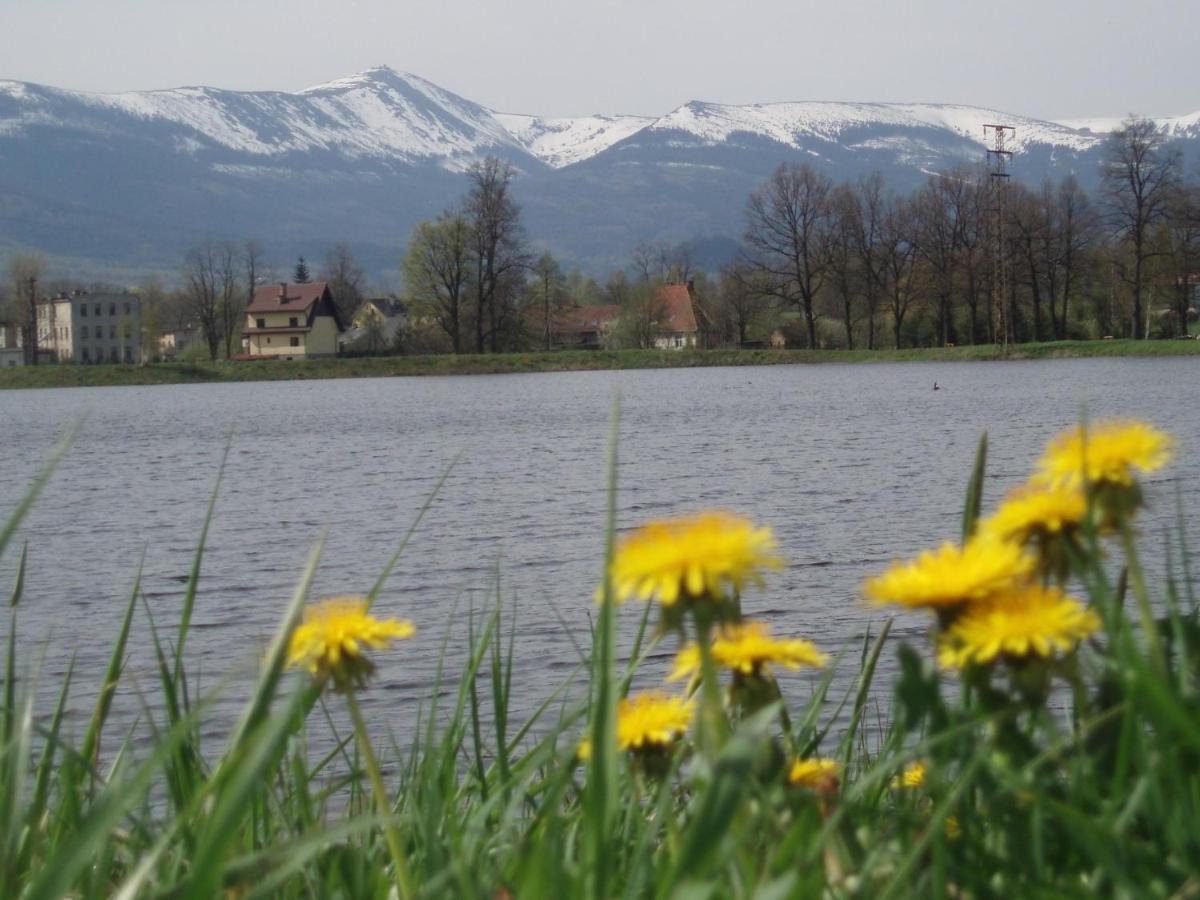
[2,417,1198,897]
[1,337,1198,390]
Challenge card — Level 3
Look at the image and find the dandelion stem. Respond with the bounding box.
[345,690,416,899]
[693,611,728,759]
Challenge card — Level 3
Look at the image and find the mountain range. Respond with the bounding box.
[1,65,1197,279]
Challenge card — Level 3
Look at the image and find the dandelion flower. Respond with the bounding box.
[892,760,926,789]
[669,620,827,681]
[978,482,1088,545]
[287,596,414,689]
[788,758,841,794]
[937,584,1100,668]
[1034,420,1172,490]
[944,815,961,840]
[609,511,782,608]
[616,691,694,753]
[864,538,1034,611]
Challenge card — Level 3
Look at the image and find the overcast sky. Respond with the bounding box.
[2,0,1196,120]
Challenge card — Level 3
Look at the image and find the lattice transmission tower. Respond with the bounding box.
[984,124,1014,348]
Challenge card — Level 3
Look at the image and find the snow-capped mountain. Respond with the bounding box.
[0,66,1196,275]
[0,66,529,168]
[494,111,652,168]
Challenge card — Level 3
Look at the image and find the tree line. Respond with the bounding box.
[728,116,1198,349]
[4,116,1196,360]
[400,116,1198,354]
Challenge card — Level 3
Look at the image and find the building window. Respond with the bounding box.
[289,337,300,347]
[80,305,87,317]
[81,325,88,339]
[256,318,266,329]
[110,347,118,363]
[124,346,132,363]
[289,317,298,327]
[81,348,89,362]
[94,304,101,316]
[110,325,116,339]
[109,303,116,316]
[124,303,131,314]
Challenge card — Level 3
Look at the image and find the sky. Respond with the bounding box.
[1,0,1197,120]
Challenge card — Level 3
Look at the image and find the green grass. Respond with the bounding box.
[2,338,1199,390]
[2,418,1200,897]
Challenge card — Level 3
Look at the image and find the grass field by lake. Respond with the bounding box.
[1,338,1198,390]
[3,417,1198,897]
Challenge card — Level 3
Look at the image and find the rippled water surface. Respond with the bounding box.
[1,358,1196,746]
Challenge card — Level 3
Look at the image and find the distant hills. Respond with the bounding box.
[1,65,1197,278]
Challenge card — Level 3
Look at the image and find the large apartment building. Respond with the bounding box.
[37,291,142,363]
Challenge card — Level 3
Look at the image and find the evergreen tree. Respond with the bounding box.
[293,256,311,284]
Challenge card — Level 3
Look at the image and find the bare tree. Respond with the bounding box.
[1052,176,1097,340]
[402,214,472,353]
[1102,117,1181,338]
[322,243,366,322]
[741,162,833,348]
[213,243,241,359]
[182,243,224,360]
[465,157,530,353]
[242,240,265,310]
[138,275,167,362]
[7,254,44,365]
[615,280,668,349]
[880,194,918,349]
[719,262,771,346]
[827,184,861,348]
[850,173,889,350]
[913,173,965,347]
[1164,180,1200,336]
[1009,182,1050,342]
[530,251,567,350]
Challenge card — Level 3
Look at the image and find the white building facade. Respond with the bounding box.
[37,291,142,363]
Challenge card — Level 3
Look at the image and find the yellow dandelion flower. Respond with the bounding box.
[616,691,694,752]
[576,738,592,762]
[668,620,827,681]
[286,596,414,689]
[1034,419,1172,490]
[944,815,961,840]
[609,511,783,607]
[864,538,1034,611]
[978,482,1088,545]
[936,583,1100,668]
[788,758,841,793]
[892,760,926,789]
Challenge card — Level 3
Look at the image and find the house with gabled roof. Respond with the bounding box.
[243,281,344,359]
[548,304,622,349]
[652,283,699,350]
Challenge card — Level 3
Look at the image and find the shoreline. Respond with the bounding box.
[1,338,1197,390]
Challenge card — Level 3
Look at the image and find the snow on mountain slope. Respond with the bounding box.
[494,112,652,167]
[648,100,1102,152]
[0,67,530,168]
[1060,112,1200,140]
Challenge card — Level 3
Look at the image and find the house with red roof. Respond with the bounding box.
[243,282,344,359]
[652,283,699,349]
[547,303,622,349]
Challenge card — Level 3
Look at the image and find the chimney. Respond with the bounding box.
[279,282,288,304]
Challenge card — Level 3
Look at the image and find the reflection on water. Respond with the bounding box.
[0,357,1195,748]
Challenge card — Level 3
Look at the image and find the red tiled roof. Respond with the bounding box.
[246,281,330,314]
[655,283,698,334]
[552,304,622,335]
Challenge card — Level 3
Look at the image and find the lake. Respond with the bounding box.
[1,357,1196,749]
